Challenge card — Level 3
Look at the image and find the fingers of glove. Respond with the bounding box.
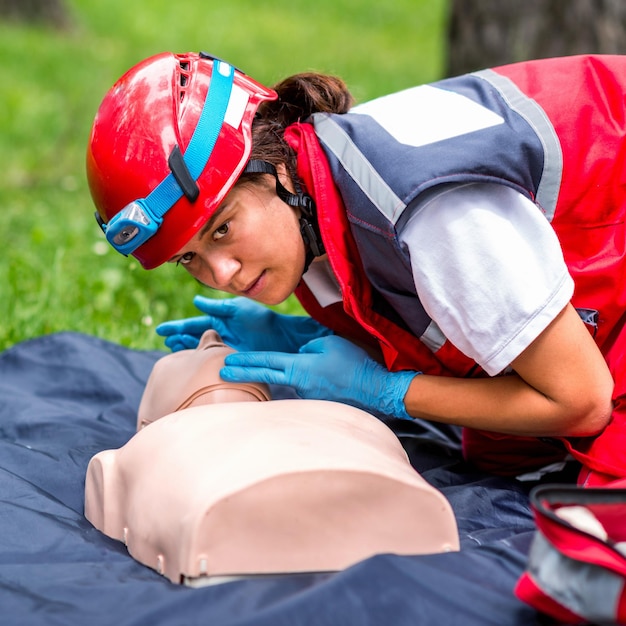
[220,364,289,387]
[155,315,214,337]
[223,351,332,399]
[194,297,275,336]
[155,320,182,337]
[163,339,186,353]
[223,351,298,371]
[299,334,366,359]
[192,295,239,318]
[193,296,270,321]
[163,334,200,352]
[221,352,296,386]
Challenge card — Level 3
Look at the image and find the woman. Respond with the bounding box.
[87,51,626,486]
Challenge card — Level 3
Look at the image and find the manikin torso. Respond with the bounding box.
[84,330,459,585]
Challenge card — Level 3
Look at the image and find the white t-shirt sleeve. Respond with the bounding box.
[400,182,574,376]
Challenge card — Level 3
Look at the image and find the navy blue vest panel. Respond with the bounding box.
[312,73,550,344]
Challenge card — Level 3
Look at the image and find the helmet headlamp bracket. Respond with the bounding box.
[168,145,200,202]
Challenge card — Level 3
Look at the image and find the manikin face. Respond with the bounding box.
[168,170,306,306]
[136,329,271,430]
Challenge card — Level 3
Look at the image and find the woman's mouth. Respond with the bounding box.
[241,271,266,298]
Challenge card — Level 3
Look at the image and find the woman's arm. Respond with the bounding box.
[219,303,613,438]
[404,303,614,437]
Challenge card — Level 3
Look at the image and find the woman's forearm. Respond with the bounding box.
[403,372,603,436]
[403,305,614,437]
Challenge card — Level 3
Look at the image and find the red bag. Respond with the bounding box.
[515,483,626,624]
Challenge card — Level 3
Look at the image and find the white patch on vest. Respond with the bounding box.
[224,84,249,129]
[353,85,504,147]
[302,260,343,308]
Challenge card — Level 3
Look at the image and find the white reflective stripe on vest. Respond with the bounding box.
[473,69,563,223]
[420,320,446,353]
[313,113,406,225]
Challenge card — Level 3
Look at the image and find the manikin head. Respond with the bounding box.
[85,330,459,584]
[136,328,271,430]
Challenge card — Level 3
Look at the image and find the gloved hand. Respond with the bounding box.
[221,335,420,419]
[155,295,333,353]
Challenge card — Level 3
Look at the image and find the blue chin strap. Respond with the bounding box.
[97,59,235,256]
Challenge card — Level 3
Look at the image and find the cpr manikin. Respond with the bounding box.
[84,330,459,585]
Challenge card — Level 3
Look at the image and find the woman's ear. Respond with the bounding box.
[276,162,296,194]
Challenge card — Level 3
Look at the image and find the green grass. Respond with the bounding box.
[0,0,448,351]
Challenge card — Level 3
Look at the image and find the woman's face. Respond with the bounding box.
[168,173,306,305]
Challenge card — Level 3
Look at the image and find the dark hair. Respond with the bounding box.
[240,73,354,184]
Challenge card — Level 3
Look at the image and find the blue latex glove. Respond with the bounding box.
[221,335,420,419]
[155,295,333,353]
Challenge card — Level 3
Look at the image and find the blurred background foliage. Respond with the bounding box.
[1,0,625,352]
[0,0,447,351]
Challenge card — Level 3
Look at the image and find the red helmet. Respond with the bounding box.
[86,51,277,269]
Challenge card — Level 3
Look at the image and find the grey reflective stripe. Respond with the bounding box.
[420,321,446,352]
[528,532,623,622]
[312,113,406,225]
[473,69,563,222]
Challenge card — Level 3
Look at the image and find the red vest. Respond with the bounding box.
[286,55,626,483]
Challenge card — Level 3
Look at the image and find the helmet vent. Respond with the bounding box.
[178,60,191,101]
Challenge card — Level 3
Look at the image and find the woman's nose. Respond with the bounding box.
[203,254,240,290]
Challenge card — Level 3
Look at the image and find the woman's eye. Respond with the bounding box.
[177,251,195,266]
[213,222,230,241]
